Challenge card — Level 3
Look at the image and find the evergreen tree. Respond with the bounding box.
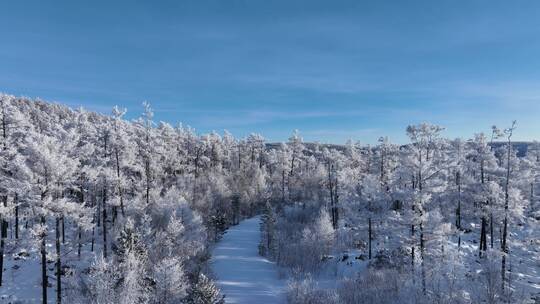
[185,273,225,304]
[259,202,277,257]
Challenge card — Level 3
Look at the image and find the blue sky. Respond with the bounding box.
[1,0,540,144]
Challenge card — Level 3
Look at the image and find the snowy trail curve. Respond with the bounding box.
[211,216,286,304]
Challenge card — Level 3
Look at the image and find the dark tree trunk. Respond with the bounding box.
[420,222,426,294]
[61,216,65,244]
[115,149,125,216]
[368,217,372,260]
[333,176,339,229]
[380,147,385,183]
[96,195,101,228]
[56,217,61,304]
[112,206,117,226]
[91,223,95,253]
[456,171,461,248]
[281,170,285,202]
[90,213,95,252]
[146,159,150,205]
[15,196,19,239]
[78,184,84,259]
[411,204,415,266]
[0,195,7,286]
[0,214,3,287]
[501,122,515,290]
[41,216,48,304]
[102,185,108,259]
[479,217,487,257]
[328,165,334,225]
[238,145,242,170]
[0,103,8,281]
[490,213,494,249]
[78,227,82,259]
[501,216,508,288]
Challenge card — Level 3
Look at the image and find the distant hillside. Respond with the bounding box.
[267,141,536,157]
[490,141,533,157]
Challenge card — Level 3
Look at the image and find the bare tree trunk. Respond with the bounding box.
[91,208,95,253]
[145,159,150,205]
[78,227,82,259]
[0,195,7,286]
[96,194,101,228]
[238,145,242,170]
[479,158,487,257]
[411,199,415,266]
[112,206,117,226]
[479,217,487,257]
[61,216,65,244]
[328,162,335,226]
[0,103,8,285]
[368,217,372,260]
[333,176,339,229]
[102,184,108,259]
[91,226,95,252]
[380,146,385,183]
[0,213,3,287]
[455,171,462,248]
[501,216,508,288]
[56,217,61,304]
[490,213,494,249]
[41,215,48,304]
[420,222,426,294]
[281,170,285,202]
[15,194,19,240]
[115,149,125,217]
[78,185,84,259]
[418,150,426,294]
[501,121,515,290]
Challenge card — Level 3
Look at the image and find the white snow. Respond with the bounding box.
[211,216,286,304]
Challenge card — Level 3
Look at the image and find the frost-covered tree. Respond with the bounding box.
[0,94,537,303]
[469,133,502,256]
[361,174,387,259]
[0,95,28,285]
[259,202,277,258]
[404,123,446,293]
[287,130,305,201]
[185,273,225,304]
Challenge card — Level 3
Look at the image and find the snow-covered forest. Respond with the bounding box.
[0,93,538,304]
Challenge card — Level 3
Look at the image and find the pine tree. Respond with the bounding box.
[259,202,277,257]
[185,273,225,304]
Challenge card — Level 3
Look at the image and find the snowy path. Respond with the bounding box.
[211,216,286,304]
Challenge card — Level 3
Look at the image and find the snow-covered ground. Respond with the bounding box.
[211,216,286,304]
[0,239,98,304]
